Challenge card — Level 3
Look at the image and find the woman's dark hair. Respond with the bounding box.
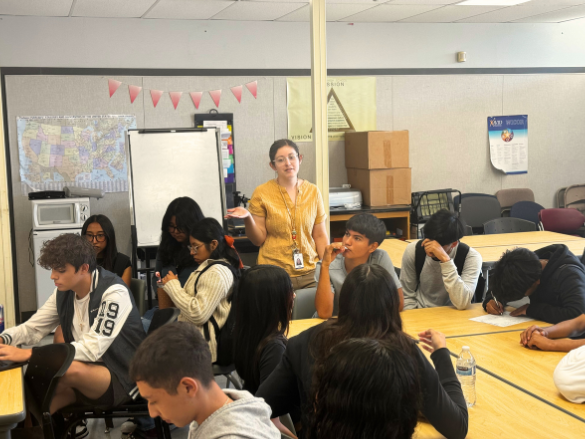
[159,197,205,269]
[307,338,421,439]
[233,265,294,394]
[81,214,118,272]
[269,139,300,164]
[309,264,413,362]
[423,209,465,246]
[489,247,542,303]
[190,218,241,289]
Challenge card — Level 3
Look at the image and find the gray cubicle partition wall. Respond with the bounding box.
[5,71,585,317]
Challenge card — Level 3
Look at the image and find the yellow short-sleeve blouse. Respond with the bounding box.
[248,179,326,277]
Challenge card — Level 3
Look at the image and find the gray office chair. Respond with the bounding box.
[292,287,317,320]
[455,194,501,234]
[130,278,146,316]
[483,217,536,234]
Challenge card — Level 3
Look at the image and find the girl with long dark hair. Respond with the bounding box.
[81,214,132,286]
[307,338,421,439]
[161,217,242,363]
[233,265,294,394]
[256,264,468,439]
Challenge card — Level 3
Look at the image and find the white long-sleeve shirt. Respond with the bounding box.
[163,258,233,363]
[400,242,482,310]
[0,270,133,363]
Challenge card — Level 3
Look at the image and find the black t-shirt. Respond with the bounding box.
[243,335,287,395]
[256,323,468,439]
[97,252,132,279]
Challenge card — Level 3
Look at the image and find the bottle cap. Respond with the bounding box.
[462,346,470,350]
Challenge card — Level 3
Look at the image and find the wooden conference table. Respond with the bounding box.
[289,304,585,438]
[0,368,25,439]
[381,231,585,269]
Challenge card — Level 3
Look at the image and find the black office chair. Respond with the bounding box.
[23,344,76,439]
[58,308,181,439]
[483,217,536,234]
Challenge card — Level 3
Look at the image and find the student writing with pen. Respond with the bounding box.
[483,246,585,324]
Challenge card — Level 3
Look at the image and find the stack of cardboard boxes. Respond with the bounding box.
[345,131,411,207]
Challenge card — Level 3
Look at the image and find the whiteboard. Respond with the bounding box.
[127,129,226,246]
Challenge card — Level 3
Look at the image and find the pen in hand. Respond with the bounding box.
[493,296,503,316]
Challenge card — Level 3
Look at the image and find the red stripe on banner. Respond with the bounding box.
[108,79,122,97]
[150,90,163,108]
[129,85,142,103]
[190,92,203,109]
[230,85,243,103]
[209,89,222,108]
[170,91,182,109]
[245,81,257,99]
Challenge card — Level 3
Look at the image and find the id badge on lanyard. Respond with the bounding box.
[293,248,304,270]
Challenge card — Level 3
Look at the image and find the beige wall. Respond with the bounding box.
[5,73,585,314]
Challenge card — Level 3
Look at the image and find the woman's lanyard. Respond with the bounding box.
[277,180,304,269]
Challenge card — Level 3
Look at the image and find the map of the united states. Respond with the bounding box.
[17,115,136,194]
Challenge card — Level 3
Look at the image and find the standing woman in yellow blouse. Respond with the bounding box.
[226,139,328,289]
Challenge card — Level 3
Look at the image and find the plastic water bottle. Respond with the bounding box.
[0,304,4,333]
[456,346,476,407]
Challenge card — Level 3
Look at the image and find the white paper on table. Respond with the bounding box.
[469,311,534,328]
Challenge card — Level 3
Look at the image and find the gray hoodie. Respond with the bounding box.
[188,389,281,439]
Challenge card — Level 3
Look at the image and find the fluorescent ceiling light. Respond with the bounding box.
[457,0,532,5]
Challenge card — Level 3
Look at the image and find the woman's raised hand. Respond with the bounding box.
[225,207,251,219]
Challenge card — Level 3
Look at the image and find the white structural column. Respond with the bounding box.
[310,0,329,235]
[0,69,16,328]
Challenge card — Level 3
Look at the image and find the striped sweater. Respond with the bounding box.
[163,258,233,362]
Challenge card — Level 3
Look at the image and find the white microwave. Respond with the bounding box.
[32,198,90,230]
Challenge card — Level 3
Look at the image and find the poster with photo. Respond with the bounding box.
[488,115,528,175]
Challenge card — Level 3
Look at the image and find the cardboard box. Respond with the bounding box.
[345,131,409,169]
[347,168,411,207]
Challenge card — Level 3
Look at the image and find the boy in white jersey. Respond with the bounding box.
[0,233,145,412]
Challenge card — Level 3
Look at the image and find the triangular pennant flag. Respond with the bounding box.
[150,90,163,108]
[190,92,203,109]
[170,91,182,109]
[108,79,122,97]
[230,85,243,103]
[128,85,142,104]
[245,81,257,99]
[209,89,222,108]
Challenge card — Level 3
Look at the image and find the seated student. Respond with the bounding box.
[54,213,134,344]
[233,265,294,395]
[314,213,403,318]
[520,315,585,403]
[307,338,421,439]
[130,322,281,439]
[256,264,468,439]
[401,210,482,310]
[483,245,585,323]
[0,234,145,413]
[161,217,241,363]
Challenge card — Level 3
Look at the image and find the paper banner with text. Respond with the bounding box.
[286,77,376,142]
[488,115,528,174]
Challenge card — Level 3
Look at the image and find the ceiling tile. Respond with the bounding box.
[387,0,460,4]
[145,0,235,19]
[458,3,574,22]
[513,3,585,20]
[401,4,504,21]
[0,0,73,16]
[212,2,307,20]
[339,4,443,21]
[278,3,378,21]
[72,0,157,18]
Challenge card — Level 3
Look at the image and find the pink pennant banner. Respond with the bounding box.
[108,79,122,97]
[150,90,163,108]
[128,85,142,104]
[245,81,257,99]
[209,89,222,108]
[230,85,243,103]
[190,92,203,109]
[170,91,182,109]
